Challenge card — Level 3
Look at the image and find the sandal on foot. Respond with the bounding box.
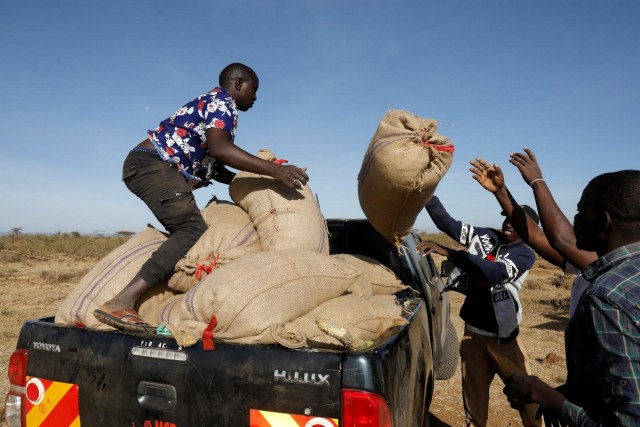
[93,308,157,334]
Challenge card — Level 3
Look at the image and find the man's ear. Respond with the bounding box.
[599,211,612,232]
[234,78,244,92]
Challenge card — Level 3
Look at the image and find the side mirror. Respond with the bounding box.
[440,259,455,277]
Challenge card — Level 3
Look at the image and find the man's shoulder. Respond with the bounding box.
[590,261,640,306]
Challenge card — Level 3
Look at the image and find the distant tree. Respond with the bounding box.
[115,230,135,237]
[9,227,23,236]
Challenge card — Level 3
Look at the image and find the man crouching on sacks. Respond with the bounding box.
[93,63,309,333]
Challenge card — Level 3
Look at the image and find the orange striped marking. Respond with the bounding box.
[25,376,80,426]
[250,409,338,426]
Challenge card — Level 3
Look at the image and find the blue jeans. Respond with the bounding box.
[122,150,207,284]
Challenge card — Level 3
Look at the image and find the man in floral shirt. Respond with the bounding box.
[94,63,309,332]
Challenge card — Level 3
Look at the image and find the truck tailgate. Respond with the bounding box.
[22,320,342,426]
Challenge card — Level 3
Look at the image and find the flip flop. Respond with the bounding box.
[93,308,157,334]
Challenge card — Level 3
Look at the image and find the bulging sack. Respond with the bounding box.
[273,294,409,350]
[168,198,261,292]
[170,250,361,346]
[358,110,454,249]
[55,227,174,329]
[333,253,408,296]
[140,293,184,330]
[229,149,329,254]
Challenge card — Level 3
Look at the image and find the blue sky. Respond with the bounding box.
[1,1,638,235]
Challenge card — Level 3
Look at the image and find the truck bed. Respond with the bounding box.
[6,219,451,426]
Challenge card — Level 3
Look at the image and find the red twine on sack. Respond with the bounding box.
[419,129,455,153]
[194,254,220,280]
[202,315,218,351]
[274,159,288,165]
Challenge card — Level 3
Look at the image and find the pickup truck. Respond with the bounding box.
[4,218,458,427]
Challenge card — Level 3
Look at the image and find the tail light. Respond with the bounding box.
[342,389,393,427]
[5,349,28,427]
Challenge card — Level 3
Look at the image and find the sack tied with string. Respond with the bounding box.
[168,198,261,292]
[168,249,361,347]
[229,149,329,254]
[358,110,454,249]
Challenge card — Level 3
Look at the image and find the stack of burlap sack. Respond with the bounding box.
[56,110,453,350]
[55,149,408,350]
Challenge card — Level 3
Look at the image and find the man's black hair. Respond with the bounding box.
[219,63,256,88]
[584,170,640,226]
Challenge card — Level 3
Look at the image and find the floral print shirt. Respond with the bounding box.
[148,87,238,186]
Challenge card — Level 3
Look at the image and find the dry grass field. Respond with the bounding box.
[0,233,573,426]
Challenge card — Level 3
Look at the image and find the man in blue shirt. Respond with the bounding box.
[94,63,309,332]
[504,169,640,426]
[418,195,541,427]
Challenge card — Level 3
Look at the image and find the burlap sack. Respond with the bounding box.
[333,253,408,296]
[169,250,361,346]
[229,149,329,254]
[140,293,184,329]
[358,110,454,249]
[168,199,261,292]
[55,227,174,329]
[273,294,409,350]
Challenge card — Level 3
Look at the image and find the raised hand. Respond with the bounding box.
[509,148,544,186]
[470,157,505,193]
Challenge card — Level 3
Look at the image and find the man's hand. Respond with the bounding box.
[504,374,567,427]
[470,157,505,193]
[272,165,309,189]
[503,374,539,411]
[509,148,543,186]
[416,241,451,257]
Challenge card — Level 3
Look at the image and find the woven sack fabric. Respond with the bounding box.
[138,290,183,326]
[169,250,360,346]
[273,294,408,350]
[333,253,408,296]
[55,227,172,329]
[358,110,454,249]
[168,199,261,292]
[229,149,329,254]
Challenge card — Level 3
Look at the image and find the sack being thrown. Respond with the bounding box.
[358,110,454,249]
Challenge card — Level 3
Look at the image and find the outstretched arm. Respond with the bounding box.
[509,149,596,269]
[470,157,565,267]
[206,127,309,189]
[424,196,468,244]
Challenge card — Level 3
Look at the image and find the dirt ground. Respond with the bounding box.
[0,252,571,426]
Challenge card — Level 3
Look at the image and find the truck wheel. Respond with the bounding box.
[435,318,459,380]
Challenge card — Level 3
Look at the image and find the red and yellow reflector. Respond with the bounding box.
[25,376,80,426]
[250,409,338,427]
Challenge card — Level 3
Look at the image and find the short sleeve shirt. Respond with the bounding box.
[148,87,238,185]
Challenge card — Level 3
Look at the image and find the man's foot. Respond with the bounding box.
[93,308,157,334]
